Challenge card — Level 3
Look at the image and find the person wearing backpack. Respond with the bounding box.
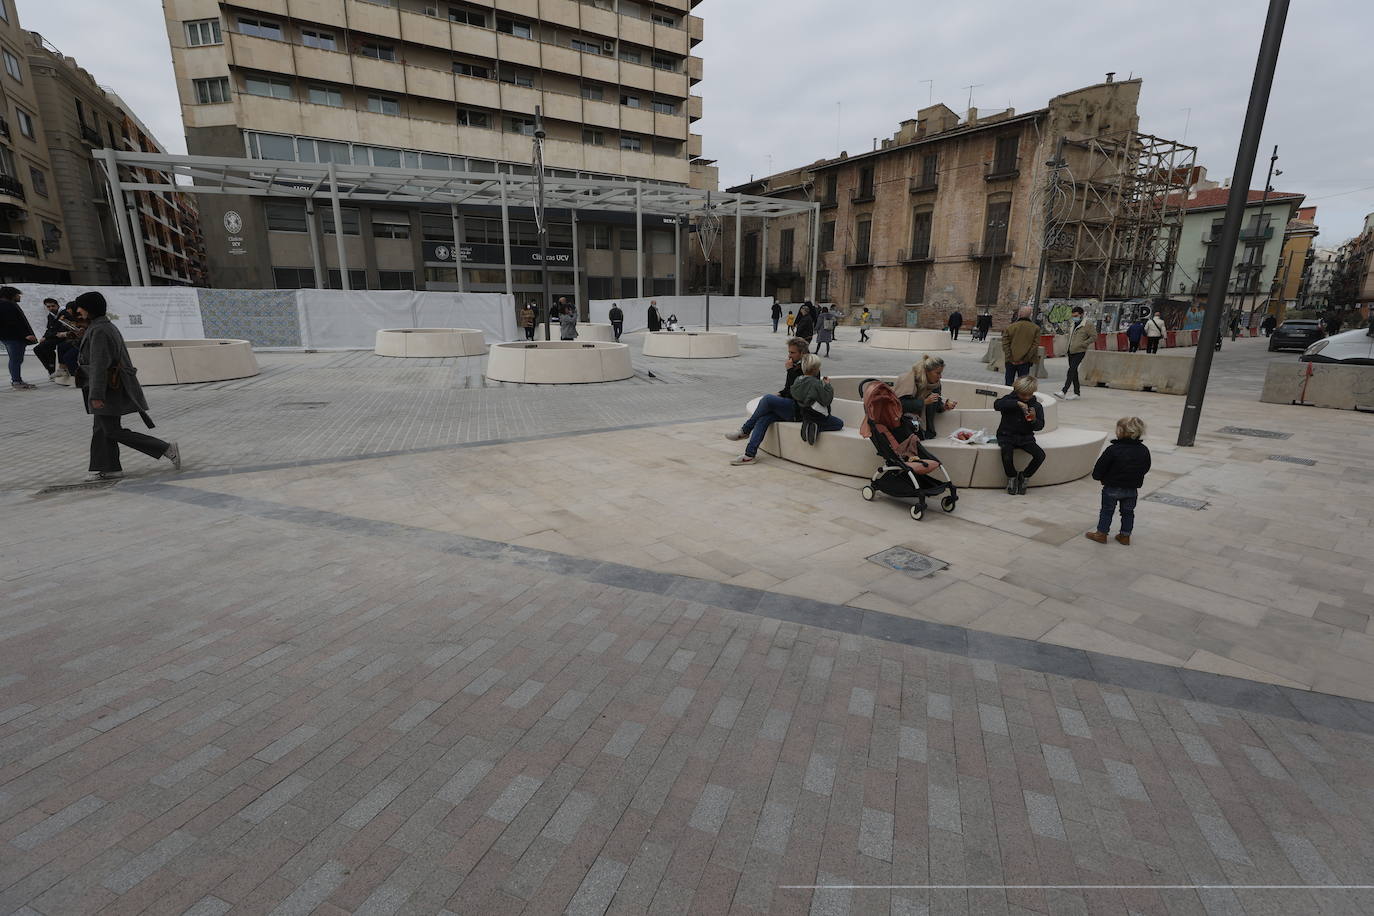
[815,306,836,357]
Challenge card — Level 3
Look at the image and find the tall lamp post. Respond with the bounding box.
[697,190,721,331]
[1178,0,1289,447]
[1244,145,1280,329]
[533,106,552,340]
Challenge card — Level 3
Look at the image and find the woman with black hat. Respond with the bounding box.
[73,291,182,481]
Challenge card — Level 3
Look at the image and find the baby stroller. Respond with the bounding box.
[857,379,958,521]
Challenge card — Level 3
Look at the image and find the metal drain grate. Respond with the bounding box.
[277,401,329,410]
[1143,492,1208,510]
[1219,426,1291,440]
[867,546,947,578]
[1268,454,1316,466]
[36,480,121,496]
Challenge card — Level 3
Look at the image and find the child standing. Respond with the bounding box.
[785,310,795,335]
[993,376,1045,495]
[1085,417,1151,545]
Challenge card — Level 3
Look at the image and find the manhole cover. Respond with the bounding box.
[1218,426,1291,440]
[277,401,329,410]
[867,546,947,578]
[1143,492,1208,510]
[1268,454,1316,466]
[36,480,121,496]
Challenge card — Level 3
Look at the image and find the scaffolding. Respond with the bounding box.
[1041,131,1197,302]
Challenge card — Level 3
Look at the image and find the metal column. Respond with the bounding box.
[674,217,682,295]
[450,203,464,292]
[305,200,326,289]
[327,163,349,290]
[760,220,768,298]
[98,149,140,287]
[126,193,152,287]
[635,183,644,298]
[809,202,821,301]
[734,195,742,296]
[570,210,581,310]
[499,174,513,297]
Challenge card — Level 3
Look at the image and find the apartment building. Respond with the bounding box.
[162,0,706,297]
[0,0,72,283]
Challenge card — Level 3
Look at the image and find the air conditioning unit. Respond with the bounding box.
[602,40,615,52]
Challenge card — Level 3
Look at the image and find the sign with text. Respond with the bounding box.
[423,241,574,267]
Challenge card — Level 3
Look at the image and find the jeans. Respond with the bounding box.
[1062,351,1085,395]
[524,326,535,340]
[1000,440,1045,479]
[3,339,28,383]
[772,317,780,332]
[1145,336,1160,354]
[859,327,869,342]
[90,414,169,472]
[611,321,623,341]
[1003,361,1031,387]
[1096,486,1138,534]
[741,394,797,457]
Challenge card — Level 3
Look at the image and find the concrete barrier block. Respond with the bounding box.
[1081,349,1194,395]
[868,328,953,351]
[1261,362,1374,410]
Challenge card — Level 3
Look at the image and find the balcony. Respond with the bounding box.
[0,117,9,140]
[1240,225,1275,241]
[909,175,937,194]
[80,123,103,147]
[0,173,26,202]
[0,233,38,258]
[984,157,1021,181]
[968,242,1010,259]
[850,186,875,204]
[844,249,872,268]
[901,244,934,263]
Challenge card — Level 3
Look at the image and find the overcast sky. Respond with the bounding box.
[20,0,1374,244]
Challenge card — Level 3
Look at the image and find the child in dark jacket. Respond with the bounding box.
[993,376,1045,495]
[1085,417,1151,545]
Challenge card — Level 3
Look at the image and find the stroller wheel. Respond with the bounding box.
[861,485,875,501]
[941,495,957,513]
[910,506,924,521]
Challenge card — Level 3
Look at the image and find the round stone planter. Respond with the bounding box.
[867,328,953,351]
[641,331,740,359]
[538,323,616,342]
[125,339,259,385]
[374,328,487,357]
[485,340,633,384]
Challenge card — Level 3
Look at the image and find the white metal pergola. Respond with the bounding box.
[99,150,821,299]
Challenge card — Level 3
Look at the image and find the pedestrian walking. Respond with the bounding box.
[1144,311,1166,354]
[947,309,963,340]
[1000,305,1039,386]
[859,307,871,343]
[771,301,782,333]
[1260,313,1276,337]
[1325,312,1343,336]
[1084,417,1151,546]
[0,285,38,390]
[73,292,181,481]
[815,306,835,356]
[519,302,537,340]
[647,301,663,332]
[1125,317,1145,352]
[794,301,816,345]
[1056,306,1094,400]
[608,302,624,341]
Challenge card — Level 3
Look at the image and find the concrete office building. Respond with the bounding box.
[162,0,708,300]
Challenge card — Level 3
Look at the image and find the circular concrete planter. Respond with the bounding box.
[375,328,487,357]
[867,328,953,351]
[641,331,740,359]
[485,340,633,384]
[537,323,616,342]
[125,339,259,385]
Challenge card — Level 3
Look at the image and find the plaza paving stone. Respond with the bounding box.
[3,325,1374,914]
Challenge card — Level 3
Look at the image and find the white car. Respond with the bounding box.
[1301,327,1374,365]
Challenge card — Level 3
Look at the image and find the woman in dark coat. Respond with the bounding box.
[646,302,662,332]
[74,291,181,481]
[793,301,816,343]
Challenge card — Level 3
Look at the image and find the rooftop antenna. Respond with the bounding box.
[963,83,983,110]
[835,102,841,152]
[919,79,933,106]
[1180,107,1192,141]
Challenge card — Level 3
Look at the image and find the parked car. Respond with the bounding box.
[1301,327,1374,365]
[1268,319,1325,352]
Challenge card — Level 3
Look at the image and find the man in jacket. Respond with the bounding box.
[32,297,68,378]
[608,303,624,340]
[519,303,536,340]
[1000,305,1040,386]
[947,309,963,340]
[770,301,782,333]
[723,337,809,464]
[0,286,38,389]
[1057,306,1095,400]
[793,301,816,343]
[1144,310,1166,354]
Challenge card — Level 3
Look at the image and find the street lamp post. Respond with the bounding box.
[1244,145,1279,330]
[533,106,552,341]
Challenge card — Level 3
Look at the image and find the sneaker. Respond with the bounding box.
[1015,474,1028,495]
[1006,477,1018,494]
[1053,391,1067,400]
[1115,533,1132,546]
[1064,392,1080,401]
[730,454,757,466]
[1084,531,1109,544]
[164,442,182,470]
[85,470,125,482]
[11,381,36,390]
[723,429,748,442]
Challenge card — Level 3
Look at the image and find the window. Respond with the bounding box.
[857,165,875,198]
[651,98,677,115]
[910,208,932,258]
[496,18,532,38]
[983,198,1011,253]
[992,135,1019,173]
[0,0,8,22]
[424,266,458,285]
[251,132,297,160]
[272,267,315,288]
[448,5,486,26]
[372,212,411,239]
[817,271,830,301]
[620,277,639,298]
[193,77,231,104]
[322,207,361,235]
[301,28,336,50]
[582,129,604,147]
[308,86,343,107]
[918,153,938,187]
[651,53,677,72]
[453,60,490,79]
[237,16,283,40]
[652,139,679,157]
[15,107,34,138]
[851,269,868,303]
[377,270,415,289]
[587,276,613,299]
[245,75,293,99]
[854,218,872,262]
[620,93,642,109]
[620,135,642,152]
[0,146,16,177]
[976,259,1004,305]
[619,46,642,64]
[457,108,491,128]
[506,116,535,136]
[3,50,21,81]
[586,225,611,250]
[820,220,835,253]
[367,95,400,115]
[327,269,368,289]
[905,264,927,303]
[265,203,308,232]
[359,43,396,62]
[571,38,601,54]
[580,84,604,101]
[779,228,794,268]
[823,174,837,204]
[421,213,455,242]
[743,232,758,270]
[650,12,677,26]
[185,19,222,46]
[619,228,637,250]
[28,166,47,197]
[498,67,534,88]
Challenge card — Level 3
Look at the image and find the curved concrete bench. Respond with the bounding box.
[748,376,1105,488]
[642,331,740,359]
[375,328,487,358]
[867,328,953,351]
[485,340,632,384]
[538,323,616,342]
[126,339,259,385]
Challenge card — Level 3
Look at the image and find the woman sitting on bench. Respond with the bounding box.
[893,354,957,440]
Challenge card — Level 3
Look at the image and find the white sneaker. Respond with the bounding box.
[1053,391,1067,400]
[729,454,757,466]
[164,442,182,470]
[723,430,748,442]
[85,470,124,481]
[1064,392,1080,400]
